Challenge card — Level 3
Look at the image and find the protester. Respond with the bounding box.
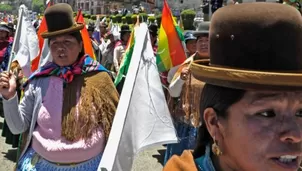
[113,24,131,73]
[114,25,131,94]
[98,22,108,43]
[184,31,197,57]
[164,22,210,165]
[88,22,101,62]
[148,24,158,52]
[0,3,118,170]
[164,3,302,170]
[101,32,115,70]
[0,22,12,72]
[7,22,15,38]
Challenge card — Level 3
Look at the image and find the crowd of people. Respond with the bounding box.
[0,1,302,171]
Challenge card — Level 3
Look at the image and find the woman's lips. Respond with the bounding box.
[58,54,66,58]
[271,156,300,171]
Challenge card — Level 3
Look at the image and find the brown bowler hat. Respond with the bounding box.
[41,3,84,38]
[191,3,302,90]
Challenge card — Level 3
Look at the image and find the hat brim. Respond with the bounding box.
[0,26,10,33]
[193,31,209,37]
[120,30,131,33]
[191,59,302,90]
[41,24,84,39]
[185,37,197,41]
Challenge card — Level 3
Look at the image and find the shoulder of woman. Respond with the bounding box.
[163,150,198,171]
[82,72,116,90]
[83,71,111,81]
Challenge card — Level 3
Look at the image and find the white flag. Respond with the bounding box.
[111,23,120,41]
[99,23,177,171]
[13,5,39,77]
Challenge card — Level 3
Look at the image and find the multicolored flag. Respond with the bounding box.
[156,0,186,72]
[114,24,137,86]
[76,9,96,59]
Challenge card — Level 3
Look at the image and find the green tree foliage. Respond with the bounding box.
[115,14,122,23]
[122,16,127,24]
[139,13,148,23]
[32,0,44,13]
[148,16,155,24]
[126,14,132,24]
[131,14,137,24]
[181,9,196,30]
[0,4,13,13]
[91,15,97,20]
[111,16,117,23]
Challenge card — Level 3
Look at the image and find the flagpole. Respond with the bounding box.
[6,7,24,72]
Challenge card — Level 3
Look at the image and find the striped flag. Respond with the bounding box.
[76,9,96,59]
[156,0,186,72]
[114,18,139,86]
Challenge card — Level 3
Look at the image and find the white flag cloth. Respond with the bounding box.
[111,23,120,41]
[98,23,177,171]
[13,5,39,77]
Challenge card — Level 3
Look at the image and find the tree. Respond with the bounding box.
[32,0,44,13]
[0,4,13,13]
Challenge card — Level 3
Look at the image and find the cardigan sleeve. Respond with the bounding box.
[167,66,186,98]
[2,83,35,135]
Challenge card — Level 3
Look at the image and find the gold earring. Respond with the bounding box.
[212,136,222,156]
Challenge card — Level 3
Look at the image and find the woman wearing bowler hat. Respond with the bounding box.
[113,24,131,73]
[0,4,118,170]
[164,3,302,171]
[164,24,210,164]
[114,24,131,94]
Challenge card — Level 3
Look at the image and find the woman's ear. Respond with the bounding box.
[203,108,223,141]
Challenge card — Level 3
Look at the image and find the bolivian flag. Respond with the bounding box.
[114,16,140,86]
[156,0,186,72]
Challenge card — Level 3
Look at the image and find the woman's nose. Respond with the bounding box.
[279,118,302,143]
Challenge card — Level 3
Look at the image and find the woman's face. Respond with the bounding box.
[122,32,131,43]
[49,35,82,67]
[99,26,106,34]
[212,90,302,171]
[196,35,209,56]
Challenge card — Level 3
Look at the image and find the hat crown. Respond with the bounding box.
[44,3,75,33]
[196,22,210,32]
[184,31,196,41]
[210,3,302,71]
[148,24,158,32]
[120,25,130,31]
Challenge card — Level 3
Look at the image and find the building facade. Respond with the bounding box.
[155,0,202,10]
[54,0,76,10]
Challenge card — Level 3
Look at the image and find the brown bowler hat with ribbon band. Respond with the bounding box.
[191,3,302,90]
[41,3,84,39]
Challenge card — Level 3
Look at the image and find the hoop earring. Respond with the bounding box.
[212,136,222,156]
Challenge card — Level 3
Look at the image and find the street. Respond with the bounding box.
[0,117,165,171]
